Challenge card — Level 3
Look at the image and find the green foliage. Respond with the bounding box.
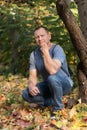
[0,1,79,85]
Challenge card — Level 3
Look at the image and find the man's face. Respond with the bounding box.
[34,28,51,47]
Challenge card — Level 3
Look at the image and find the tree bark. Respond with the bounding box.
[74,0,87,41]
[10,27,19,74]
[56,0,87,103]
[77,62,87,102]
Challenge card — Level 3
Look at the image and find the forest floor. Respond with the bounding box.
[0,74,87,130]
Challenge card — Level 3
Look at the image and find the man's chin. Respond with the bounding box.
[39,43,45,47]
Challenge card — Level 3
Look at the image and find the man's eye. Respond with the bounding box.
[41,35,44,37]
[35,36,38,39]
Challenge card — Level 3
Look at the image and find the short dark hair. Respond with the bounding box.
[34,25,49,33]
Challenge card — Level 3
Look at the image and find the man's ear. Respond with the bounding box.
[48,32,51,40]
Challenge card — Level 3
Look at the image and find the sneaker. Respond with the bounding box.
[50,111,56,119]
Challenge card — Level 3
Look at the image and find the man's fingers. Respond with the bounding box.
[35,87,40,93]
[30,87,40,96]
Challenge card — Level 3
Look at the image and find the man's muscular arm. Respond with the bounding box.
[28,69,40,96]
[40,44,61,75]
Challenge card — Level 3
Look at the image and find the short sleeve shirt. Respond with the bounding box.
[29,44,73,85]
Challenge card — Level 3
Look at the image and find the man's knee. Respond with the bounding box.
[47,75,56,83]
[47,75,62,90]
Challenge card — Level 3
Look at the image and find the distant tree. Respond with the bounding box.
[56,0,87,103]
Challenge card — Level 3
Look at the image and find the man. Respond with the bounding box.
[22,26,73,118]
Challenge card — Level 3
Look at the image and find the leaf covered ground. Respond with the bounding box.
[0,74,87,130]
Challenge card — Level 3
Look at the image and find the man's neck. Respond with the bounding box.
[48,42,53,49]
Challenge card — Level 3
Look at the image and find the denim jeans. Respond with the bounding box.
[22,75,73,111]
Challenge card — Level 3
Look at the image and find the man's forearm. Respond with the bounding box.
[43,53,61,75]
[28,78,37,88]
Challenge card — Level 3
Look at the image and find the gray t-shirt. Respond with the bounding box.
[29,44,73,86]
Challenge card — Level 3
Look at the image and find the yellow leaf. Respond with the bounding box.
[69,107,77,119]
[51,120,63,128]
[56,121,63,128]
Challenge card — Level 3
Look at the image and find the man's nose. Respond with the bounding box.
[38,36,42,40]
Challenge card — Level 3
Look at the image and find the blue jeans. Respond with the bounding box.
[22,75,73,111]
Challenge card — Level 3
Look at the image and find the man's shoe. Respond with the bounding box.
[50,111,56,119]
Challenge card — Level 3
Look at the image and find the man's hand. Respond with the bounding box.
[29,86,40,96]
[40,43,49,56]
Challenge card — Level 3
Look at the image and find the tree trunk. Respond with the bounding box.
[77,62,87,102]
[56,0,87,103]
[74,0,87,41]
[10,28,19,74]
